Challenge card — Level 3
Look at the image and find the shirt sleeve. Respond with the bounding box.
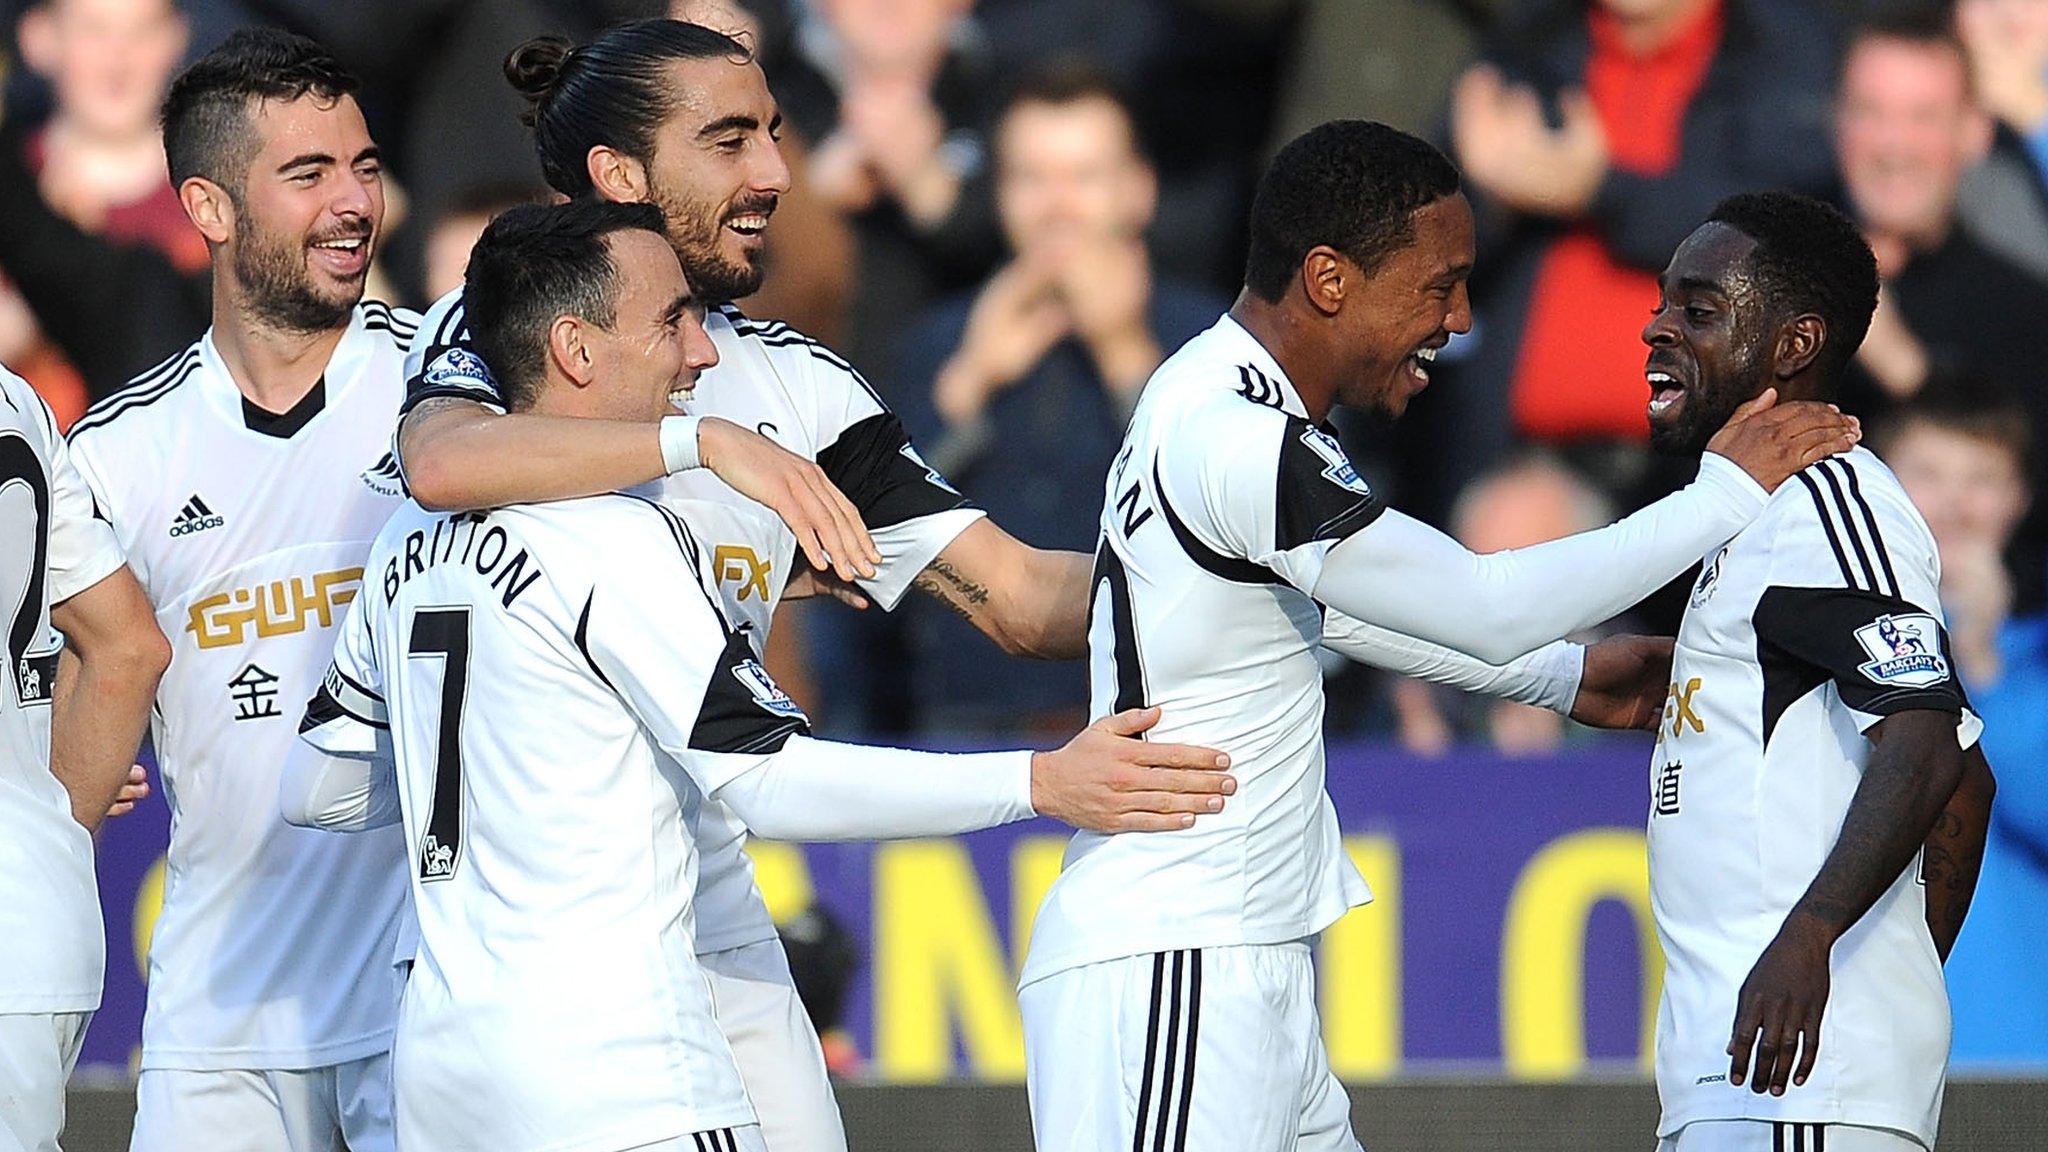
[1308,453,1767,665]
[38,391,124,605]
[1320,611,1586,713]
[1155,404,1387,595]
[300,596,389,756]
[581,500,813,798]
[1750,460,1965,736]
[399,290,504,417]
[795,333,984,608]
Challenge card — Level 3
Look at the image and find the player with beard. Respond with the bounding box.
[1640,192,1996,1152]
[64,31,408,1152]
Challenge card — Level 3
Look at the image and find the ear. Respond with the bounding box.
[178,177,234,245]
[16,7,55,77]
[548,314,598,387]
[587,145,650,205]
[1300,246,1347,317]
[1774,314,1827,380]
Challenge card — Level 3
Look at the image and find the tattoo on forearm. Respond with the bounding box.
[1921,811,1965,891]
[915,559,992,625]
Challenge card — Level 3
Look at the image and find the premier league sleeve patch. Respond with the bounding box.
[732,658,809,720]
[1853,613,1951,688]
[422,347,497,392]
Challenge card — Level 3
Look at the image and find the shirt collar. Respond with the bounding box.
[196,305,373,432]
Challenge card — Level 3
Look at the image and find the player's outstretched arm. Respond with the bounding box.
[1724,708,1967,1098]
[1309,395,1858,665]
[1318,617,1673,732]
[399,397,880,583]
[49,567,169,833]
[911,518,1092,659]
[1920,741,1995,962]
[701,707,1234,841]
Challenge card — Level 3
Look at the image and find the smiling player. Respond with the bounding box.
[1641,192,1995,1152]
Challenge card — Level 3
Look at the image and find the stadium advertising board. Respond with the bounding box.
[84,737,1665,1080]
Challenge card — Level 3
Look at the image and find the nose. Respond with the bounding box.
[1443,280,1473,336]
[682,315,720,373]
[1642,307,1677,348]
[752,135,794,198]
[331,167,377,223]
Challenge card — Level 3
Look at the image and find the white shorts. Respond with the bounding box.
[626,1126,769,1152]
[0,1012,90,1152]
[700,939,846,1152]
[1020,942,1360,1152]
[1659,1120,1927,1152]
[130,1052,393,1152]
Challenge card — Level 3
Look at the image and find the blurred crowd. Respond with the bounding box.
[2,0,2046,1061]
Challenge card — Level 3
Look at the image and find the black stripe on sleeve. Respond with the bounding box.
[1816,462,1881,594]
[1754,585,1964,744]
[1836,461,1900,598]
[1274,418,1384,552]
[814,411,970,529]
[1795,471,1858,588]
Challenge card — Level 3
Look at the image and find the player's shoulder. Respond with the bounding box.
[0,365,52,440]
[66,338,208,445]
[713,304,879,393]
[511,490,702,564]
[1761,448,1935,590]
[359,299,423,350]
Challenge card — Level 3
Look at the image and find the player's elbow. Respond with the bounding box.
[101,618,171,692]
[398,448,471,513]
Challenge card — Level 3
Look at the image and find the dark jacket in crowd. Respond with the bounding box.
[1414,0,1840,523]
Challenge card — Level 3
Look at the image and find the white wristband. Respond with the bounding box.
[660,415,705,474]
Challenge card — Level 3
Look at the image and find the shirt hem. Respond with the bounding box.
[139,1028,393,1072]
[1018,908,1357,990]
[1658,1099,1935,1146]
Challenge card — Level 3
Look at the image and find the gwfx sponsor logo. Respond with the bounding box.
[715,545,772,602]
[186,568,362,650]
[1662,677,1704,740]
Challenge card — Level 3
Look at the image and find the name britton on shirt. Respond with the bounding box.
[382,513,544,610]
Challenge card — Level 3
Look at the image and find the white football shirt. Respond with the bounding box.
[400,288,982,953]
[305,493,828,1152]
[1020,316,1383,986]
[0,367,124,1013]
[64,304,414,1069]
[1651,447,1968,1147]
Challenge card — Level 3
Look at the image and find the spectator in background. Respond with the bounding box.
[1955,0,2048,283]
[1833,11,2048,609]
[3,0,192,425]
[1436,0,1834,519]
[1877,389,2048,1068]
[1390,453,1615,754]
[781,0,1002,394]
[418,183,540,301]
[879,65,1222,734]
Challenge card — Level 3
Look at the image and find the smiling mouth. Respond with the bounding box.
[1406,345,1438,384]
[724,210,772,239]
[1647,370,1685,417]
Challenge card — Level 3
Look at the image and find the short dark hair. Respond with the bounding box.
[505,20,752,199]
[1243,120,1461,302]
[161,28,360,192]
[1845,5,1974,98]
[463,199,669,410]
[997,58,1141,144]
[1706,192,1880,383]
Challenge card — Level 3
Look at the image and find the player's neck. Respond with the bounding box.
[209,287,350,414]
[1228,292,1338,422]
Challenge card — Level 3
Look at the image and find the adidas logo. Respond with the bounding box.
[168,494,225,538]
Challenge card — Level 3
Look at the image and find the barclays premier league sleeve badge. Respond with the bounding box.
[1853,613,1950,687]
